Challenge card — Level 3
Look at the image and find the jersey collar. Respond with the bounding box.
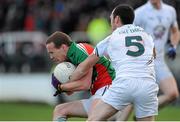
[66,42,76,59]
[147,0,164,10]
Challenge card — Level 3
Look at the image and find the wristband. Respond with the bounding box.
[173,45,177,49]
[57,84,63,92]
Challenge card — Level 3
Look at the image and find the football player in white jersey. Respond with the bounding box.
[134,0,179,110]
[114,1,180,120]
[69,4,159,121]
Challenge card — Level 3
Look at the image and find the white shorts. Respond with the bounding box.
[155,57,173,84]
[81,86,108,114]
[102,77,159,118]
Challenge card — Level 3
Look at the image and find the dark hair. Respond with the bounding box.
[46,31,72,48]
[113,4,134,25]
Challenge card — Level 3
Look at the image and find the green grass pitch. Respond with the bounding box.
[0,102,180,121]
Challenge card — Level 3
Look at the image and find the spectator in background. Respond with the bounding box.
[24,8,36,31]
[87,9,111,45]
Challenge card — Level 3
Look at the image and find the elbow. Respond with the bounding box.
[80,82,91,90]
[79,80,91,91]
[83,82,91,90]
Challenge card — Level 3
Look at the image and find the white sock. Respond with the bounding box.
[55,116,67,122]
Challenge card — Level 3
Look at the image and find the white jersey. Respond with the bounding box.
[134,1,178,57]
[94,24,155,80]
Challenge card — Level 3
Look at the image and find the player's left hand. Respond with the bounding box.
[52,73,63,96]
[167,45,176,60]
[52,73,60,89]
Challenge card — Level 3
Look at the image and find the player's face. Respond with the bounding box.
[46,42,66,63]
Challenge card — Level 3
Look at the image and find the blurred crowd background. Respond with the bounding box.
[0,0,180,34]
[0,0,180,105]
[0,0,180,73]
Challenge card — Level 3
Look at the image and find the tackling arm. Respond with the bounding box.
[59,68,93,92]
[70,53,100,81]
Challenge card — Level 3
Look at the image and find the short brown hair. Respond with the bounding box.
[46,31,72,48]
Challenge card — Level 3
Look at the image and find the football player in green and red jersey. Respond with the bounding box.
[46,31,115,121]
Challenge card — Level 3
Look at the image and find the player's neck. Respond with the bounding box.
[152,2,161,10]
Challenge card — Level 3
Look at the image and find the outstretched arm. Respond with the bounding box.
[70,53,100,81]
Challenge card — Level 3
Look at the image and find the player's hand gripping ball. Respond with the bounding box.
[52,62,76,96]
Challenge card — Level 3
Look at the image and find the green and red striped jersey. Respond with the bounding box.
[67,42,115,95]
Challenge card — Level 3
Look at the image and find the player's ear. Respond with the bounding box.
[115,16,121,26]
[114,16,119,24]
[61,44,68,51]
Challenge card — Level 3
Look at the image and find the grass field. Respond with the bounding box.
[0,102,180,121]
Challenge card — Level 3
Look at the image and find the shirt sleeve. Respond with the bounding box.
[93,35,111,57]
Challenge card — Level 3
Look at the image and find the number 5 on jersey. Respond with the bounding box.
[125,36,145,57]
